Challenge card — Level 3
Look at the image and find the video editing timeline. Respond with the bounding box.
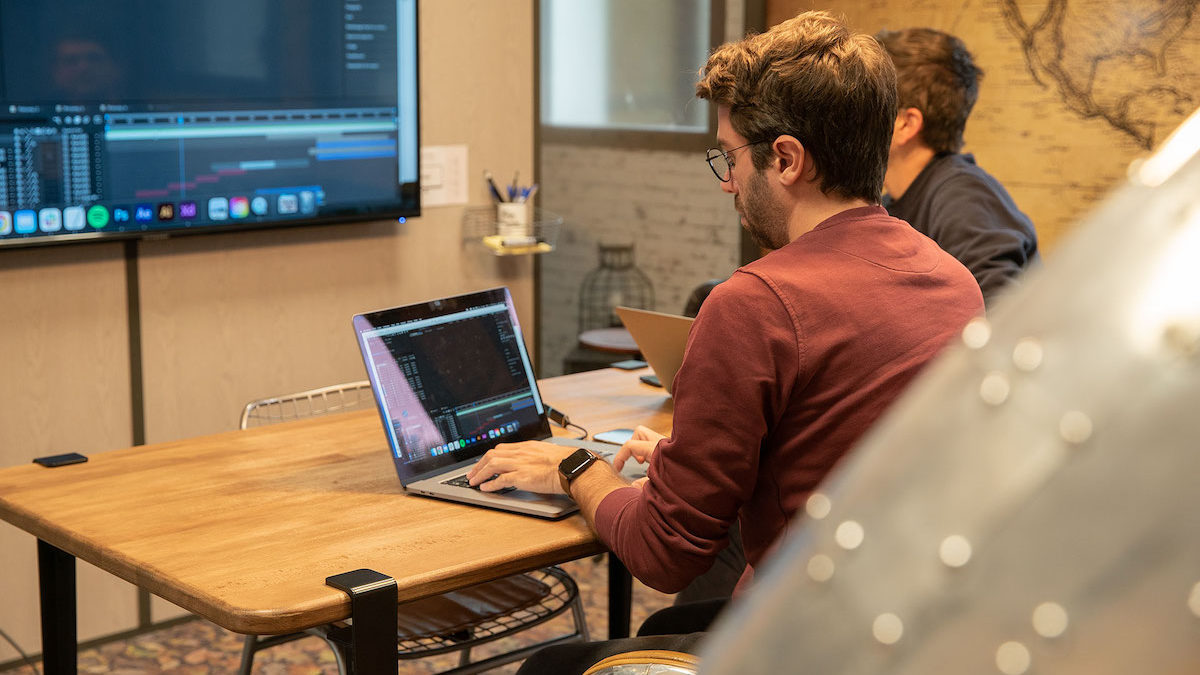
[103,107,400,225]
[0,107,400,237]
[365,303,541,465]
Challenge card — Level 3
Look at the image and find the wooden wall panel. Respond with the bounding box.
[0,245,131,456]
[0,243,139,659]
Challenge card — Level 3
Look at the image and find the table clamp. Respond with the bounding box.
[324,568,398,674]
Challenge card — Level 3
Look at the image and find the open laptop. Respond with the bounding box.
[353,287,643,519]
[614,306,694,396]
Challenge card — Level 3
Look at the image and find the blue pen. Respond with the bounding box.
[522,184,539,203]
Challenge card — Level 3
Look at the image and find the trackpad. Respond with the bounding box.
[618,461,647,480]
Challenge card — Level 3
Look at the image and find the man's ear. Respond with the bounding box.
[771,135,808,186]
[893,107,924,147]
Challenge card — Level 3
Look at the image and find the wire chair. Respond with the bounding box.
[237,382,590,674]
[238,381,377,429]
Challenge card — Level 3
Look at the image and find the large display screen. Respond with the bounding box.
[0,0,419,248]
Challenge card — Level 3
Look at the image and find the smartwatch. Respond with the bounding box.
[558,448,598,496]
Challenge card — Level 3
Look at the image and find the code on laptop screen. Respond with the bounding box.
[357,294,547,471]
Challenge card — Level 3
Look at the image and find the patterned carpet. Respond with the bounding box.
[2,557,674,674]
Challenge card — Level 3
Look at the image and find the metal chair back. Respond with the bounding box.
[239,381,375,430]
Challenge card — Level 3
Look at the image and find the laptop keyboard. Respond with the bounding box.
[443,473,516,494]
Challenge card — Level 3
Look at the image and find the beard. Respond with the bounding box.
[737,168,789,250]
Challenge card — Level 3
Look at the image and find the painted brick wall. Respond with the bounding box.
[535,0,746,376]
[537,144,740,375]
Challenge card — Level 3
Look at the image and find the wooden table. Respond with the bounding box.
[0,368,672,674]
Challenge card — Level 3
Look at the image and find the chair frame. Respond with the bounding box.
[239,381,376,430]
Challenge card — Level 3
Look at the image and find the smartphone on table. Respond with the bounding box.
[593,428,635,445]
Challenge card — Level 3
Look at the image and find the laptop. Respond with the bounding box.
[353,287,643,519]
[614,306,694,396]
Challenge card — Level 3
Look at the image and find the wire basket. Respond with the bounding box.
[463,206,561,255]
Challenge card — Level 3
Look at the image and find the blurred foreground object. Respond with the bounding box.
[700,107,1200,674]
[584,650,700,675]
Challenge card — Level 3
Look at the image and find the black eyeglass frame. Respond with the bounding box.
[705,139,770,182]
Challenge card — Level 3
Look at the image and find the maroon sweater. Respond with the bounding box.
[594,206,983,593]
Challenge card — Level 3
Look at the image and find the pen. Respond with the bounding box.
[520,184,539,203]
[484,171,506,203]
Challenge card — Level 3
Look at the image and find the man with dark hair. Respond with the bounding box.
[877,27,1039,306]
[471,12,983,672]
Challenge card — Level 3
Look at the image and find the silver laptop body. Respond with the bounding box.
[354,287,641,519]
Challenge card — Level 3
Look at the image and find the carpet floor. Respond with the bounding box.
[2,556,674,674]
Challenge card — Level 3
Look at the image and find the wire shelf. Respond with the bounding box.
[462,206,561,255]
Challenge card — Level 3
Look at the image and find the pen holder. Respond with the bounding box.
[497,202,531,240]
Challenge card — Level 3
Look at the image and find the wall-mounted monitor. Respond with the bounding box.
[0,0,419,249]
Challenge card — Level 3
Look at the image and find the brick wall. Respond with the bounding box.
[536,144,740,375]
[535,0,746,376]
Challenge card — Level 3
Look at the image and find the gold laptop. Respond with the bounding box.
[614,306,695,396]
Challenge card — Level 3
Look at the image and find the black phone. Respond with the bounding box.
[639,373,662,388]
[593,428,635,445]
[33,452,88,468]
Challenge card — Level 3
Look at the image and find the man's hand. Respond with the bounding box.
[612,425,666,471]
[466,441,576,495]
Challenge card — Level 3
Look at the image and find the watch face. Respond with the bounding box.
[559,448,596,480]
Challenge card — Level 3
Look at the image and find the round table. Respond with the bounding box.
[578,327,640,355]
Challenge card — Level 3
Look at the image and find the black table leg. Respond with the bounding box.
[37,539,77,675]
[325,569,398,674]
[607,552,632,639]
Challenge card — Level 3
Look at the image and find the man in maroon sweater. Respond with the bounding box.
[471,10,983,671]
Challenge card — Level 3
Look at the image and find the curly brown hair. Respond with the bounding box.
[875,27,982,154]
[696,11,897,202]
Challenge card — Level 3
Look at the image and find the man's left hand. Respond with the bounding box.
[467,441,576,495]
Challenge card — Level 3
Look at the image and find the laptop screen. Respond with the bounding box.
[353,287,553,482]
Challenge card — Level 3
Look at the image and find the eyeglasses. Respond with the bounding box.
[705,140,768,182]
